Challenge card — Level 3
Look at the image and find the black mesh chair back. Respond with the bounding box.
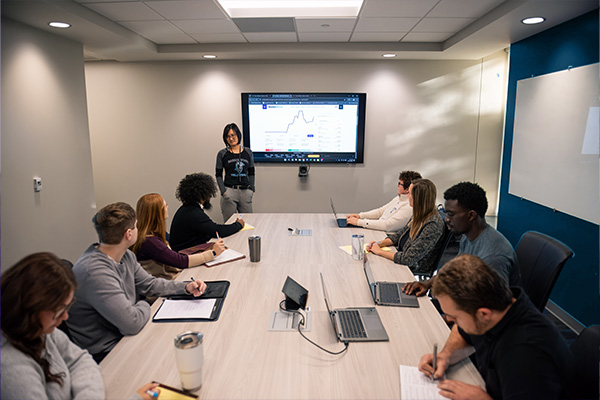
[515,231,573,312]
[569,325,599,399]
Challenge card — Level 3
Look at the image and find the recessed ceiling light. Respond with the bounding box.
[217,0,363,18]
[382,54,396,58]
[48,21,71,29]
[203,55,217,59]
[521,17,546,25]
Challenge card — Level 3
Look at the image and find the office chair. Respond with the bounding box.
[569,325,599,399]
[515,231,574,312]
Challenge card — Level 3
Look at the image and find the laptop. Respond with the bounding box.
[363,255,419,307]
[319,273,389,343]
[330,198,349,227]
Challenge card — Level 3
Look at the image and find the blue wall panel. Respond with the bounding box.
[498,9,599,326]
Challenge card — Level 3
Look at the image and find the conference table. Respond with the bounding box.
[101,213,484,399]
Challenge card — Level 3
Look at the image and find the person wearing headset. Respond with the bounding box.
[215,123,255,223]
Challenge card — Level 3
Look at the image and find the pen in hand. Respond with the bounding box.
[145,389,158,398]
[432,343,438,382]
[190,277,204,296]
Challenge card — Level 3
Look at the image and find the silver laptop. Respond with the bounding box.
[329,198,349,227]
[320,273,389,343]
[363,255,419,308]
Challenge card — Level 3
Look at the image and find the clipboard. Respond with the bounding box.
[152,281,230,322]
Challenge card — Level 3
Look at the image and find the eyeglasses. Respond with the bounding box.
[53,296,76,320]
[398,181,407,189]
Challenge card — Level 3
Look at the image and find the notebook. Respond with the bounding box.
[363,255,419,308]
[319,273,388,343]
[330,198,349,227]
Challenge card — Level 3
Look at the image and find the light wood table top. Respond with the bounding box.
[101,213,483,399]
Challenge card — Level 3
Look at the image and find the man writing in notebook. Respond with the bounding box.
[67,202,207,362]
[346,170,421,232]
[403,182,520,296]
[419,254,573,400]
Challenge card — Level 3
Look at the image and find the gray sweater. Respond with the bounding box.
[387,213,445,275]
[66,244,188,356]
[0,329,104,400]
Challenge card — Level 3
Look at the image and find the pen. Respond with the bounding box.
[145,389,158,398]
[190,277,204,295]
[216,231,221,240]
[432,343,438,382]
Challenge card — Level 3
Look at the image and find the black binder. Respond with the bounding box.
[152,280,230,322]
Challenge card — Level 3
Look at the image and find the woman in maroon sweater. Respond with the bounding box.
[131,193,225,279]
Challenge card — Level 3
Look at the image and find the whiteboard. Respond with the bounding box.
[509,63,599,225]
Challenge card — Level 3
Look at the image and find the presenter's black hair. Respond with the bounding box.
[222,123,242,147]
[176,172,217,209]
[443,182,488,218]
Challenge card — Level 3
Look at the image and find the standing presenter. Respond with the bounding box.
[216,123,256,222]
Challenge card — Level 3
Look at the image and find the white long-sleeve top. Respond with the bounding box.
[357,194,412,232]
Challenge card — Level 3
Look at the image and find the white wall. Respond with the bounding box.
[85,53,507,225]
[1,19,97,270]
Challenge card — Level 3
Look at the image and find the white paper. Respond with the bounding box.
[399,365,445,400]
[154,298,217,320]
[205,248,244,267]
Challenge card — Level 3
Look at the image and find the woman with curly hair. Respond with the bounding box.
[131,193,226,279]
[367,179,445,276]
[169,172,245,252]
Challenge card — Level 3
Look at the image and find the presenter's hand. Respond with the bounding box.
[186,279,208,297]
[346,216,359,226]
[418,350,450,381]
[236,217,245,228]
[137,382,160,399]
[212,238,226,256]
[403,280,430,297]
[436,380,492,400]
[346,213,360,219]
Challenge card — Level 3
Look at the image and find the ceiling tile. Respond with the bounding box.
[145,0,228,20]
[402,32,453,42]
[428,0,504,18]
[298,32,352,42]
[120,20,182,35]
[295,18,356,33]
[189,33,247,43]
[243,32,298,42]
[350,32,404,42]
[172,19,239,34]
[83,2,163,21]
[360,0,440,18]
[355,17,420,32]
[413,17,475,32]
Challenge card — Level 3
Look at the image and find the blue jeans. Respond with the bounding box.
[221,187,253,222]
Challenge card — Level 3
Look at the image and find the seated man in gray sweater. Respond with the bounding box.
[67,202,207,363]
[404,182,521,296]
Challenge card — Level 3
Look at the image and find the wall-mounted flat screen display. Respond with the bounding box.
[241,93,366,163]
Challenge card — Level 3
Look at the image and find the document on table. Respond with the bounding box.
[399,365,445,400]
[153,298,217,320]
[205,248,245,267]
[241,223,255,231]
[339,244,392,255]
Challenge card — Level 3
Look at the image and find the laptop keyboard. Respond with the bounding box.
[379,283,401,303]
[338,310,367,338]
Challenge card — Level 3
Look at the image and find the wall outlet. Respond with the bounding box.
[33,177,42,192]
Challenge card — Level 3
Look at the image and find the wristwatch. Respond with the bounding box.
[212,250,217,257]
